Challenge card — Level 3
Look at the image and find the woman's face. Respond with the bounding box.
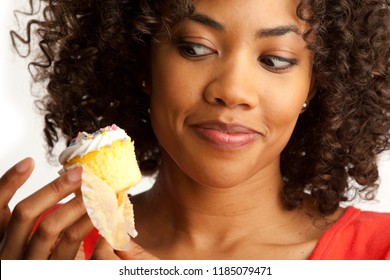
[149,0,312,188]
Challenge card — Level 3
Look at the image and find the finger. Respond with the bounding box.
[0,157,35,207]
[115,238,159,260]
[0,207,11,241]
[0,167,82,260]
[25,193,87,259]
[49,214,94,260]
[0,158,35,253]
[91,237,120,260]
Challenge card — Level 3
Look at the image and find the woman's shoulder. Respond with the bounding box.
[310,206,390,260]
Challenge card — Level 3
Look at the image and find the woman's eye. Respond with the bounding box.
[177,41,215,57]
[259,56,297,71]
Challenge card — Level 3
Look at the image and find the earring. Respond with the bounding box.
[301,101,308,112]
[141,80,147,89]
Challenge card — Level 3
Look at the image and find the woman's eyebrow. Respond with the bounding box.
[187,13,225,31]
[187,13,301,38]
[257,25,302,38]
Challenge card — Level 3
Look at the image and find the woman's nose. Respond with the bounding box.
[203,57,259,109]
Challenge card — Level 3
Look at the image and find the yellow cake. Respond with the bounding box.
[59,124,142,250]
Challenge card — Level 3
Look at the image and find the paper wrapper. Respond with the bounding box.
[62,165,138,251]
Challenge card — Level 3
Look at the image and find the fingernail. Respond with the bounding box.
[66,167,82,182]
[15,158,31,173]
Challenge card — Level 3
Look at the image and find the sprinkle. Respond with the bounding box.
[66,124,125,147]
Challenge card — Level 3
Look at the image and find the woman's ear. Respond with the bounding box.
[307,78,317,102]
[300,79,316,113]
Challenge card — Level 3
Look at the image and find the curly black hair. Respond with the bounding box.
[11,0,390,216]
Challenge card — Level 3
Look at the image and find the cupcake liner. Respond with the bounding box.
[65,165,138,251]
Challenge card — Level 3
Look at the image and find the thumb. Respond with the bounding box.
[115,238,159,260]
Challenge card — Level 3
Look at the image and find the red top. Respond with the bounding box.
[309,206,390,259]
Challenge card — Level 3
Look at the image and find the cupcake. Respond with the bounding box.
[59,124,142,250]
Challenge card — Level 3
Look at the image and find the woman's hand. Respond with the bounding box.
[0,157,94,259]
[92,237,159,260]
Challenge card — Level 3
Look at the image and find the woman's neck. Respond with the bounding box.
[137,155,313,246]
[154,158,285,215]
[132,155,342,259]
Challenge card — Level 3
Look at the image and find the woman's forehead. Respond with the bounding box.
[183,0,306,32]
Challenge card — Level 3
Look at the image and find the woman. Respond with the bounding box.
[1,0,389,259]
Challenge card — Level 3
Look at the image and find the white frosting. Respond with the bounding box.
[59,125,129,164]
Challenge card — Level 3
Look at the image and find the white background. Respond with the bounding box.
[1,0,389,211]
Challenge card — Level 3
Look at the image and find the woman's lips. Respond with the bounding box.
[191,121,261,151]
